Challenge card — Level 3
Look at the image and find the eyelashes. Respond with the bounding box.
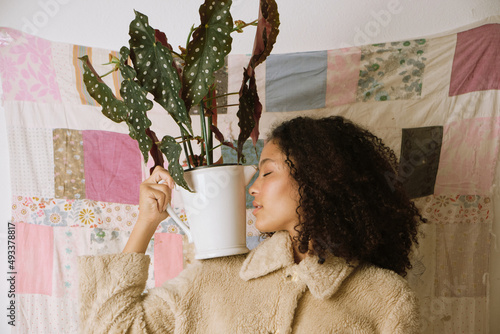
[263,172,272,177]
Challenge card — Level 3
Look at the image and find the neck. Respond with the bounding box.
[290,235,308,263]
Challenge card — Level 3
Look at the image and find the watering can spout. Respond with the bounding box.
[243,165,258,185]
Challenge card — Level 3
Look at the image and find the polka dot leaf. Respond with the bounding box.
[80,55,153,162]
[128,10,192,134]
[120,77,154,162]
[159,135,192,192]
[80,55,128,123]
[181,0,233,112]
[118,46,137,80]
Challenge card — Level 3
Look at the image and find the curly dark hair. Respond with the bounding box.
[267,116,425,276]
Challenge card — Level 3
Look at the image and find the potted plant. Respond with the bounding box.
[79,0,279,192]
[79,0,280,259]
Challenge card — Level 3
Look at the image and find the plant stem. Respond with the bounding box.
[199,102,212,165]
[232,19,258,32]
[100,68,117,78]
[208,143,222,151]
[207,113,213,165]
[170,50,184,59]
[203,91,239,102]
[199,140,206,166]
[206,103,240,109]
[178,123,193,137]
[186,24,195,49]
[180,129,193,169]
[145,128,165,175]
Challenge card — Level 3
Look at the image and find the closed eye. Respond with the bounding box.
[263,172,272,177]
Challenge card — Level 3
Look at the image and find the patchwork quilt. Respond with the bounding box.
[1,16,499,333]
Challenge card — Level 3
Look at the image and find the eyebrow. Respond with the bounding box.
[258,158,275,168]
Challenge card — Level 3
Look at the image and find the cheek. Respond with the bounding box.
[271,184,300,212]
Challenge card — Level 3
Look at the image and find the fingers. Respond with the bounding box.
[146,166,175,189]
[140,182,172,211]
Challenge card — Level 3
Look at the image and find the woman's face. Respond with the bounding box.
[248,141,301,235]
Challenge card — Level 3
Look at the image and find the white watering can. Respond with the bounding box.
[166,164,258,259]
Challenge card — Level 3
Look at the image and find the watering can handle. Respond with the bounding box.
[166,204,193,243]
[157,179,193,243]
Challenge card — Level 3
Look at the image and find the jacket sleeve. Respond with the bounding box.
[78,253,177,334]
[381,287,421,334]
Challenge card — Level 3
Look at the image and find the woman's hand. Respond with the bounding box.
[137,166,175,228]
[123,166,175,253]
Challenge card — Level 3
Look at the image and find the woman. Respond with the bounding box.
[79,116,424,333]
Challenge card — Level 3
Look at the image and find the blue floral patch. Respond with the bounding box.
[42,205,68,226]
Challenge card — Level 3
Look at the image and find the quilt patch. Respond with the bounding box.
[357,39,428,101]
[434,117,500,195]
[399,126,443,198]
[265,51,327,112]
[326,47,361,107]
[449,24,500,96]
[153,233,184,286]
[82,130,142,205]
[0,28,61,102]
[8,127,55,198]
[53,128,86,199]
[15,223,54,295]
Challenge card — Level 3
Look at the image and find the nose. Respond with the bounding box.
[248,176,260,196]
[248,184,257,196]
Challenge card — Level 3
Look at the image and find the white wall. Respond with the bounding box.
[0,0,499,333]
[1,0,499,54]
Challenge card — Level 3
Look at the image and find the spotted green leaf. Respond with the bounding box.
[128,10,192,134]
[79,55,127,123]
[118,47,136,80]
[120,79,154,161]
[80,55,153,162]
[182,0,233,112]
[116,47,155,160]
[159,135,192,192]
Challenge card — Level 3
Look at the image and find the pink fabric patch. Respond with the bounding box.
[154,233,184,286]
[326,47,361,107]
[434,117,500,194]
[82,130,142,205]
[52,228,89,298]
[15,223,54,295]
[449,24,500,96]
[0,27,61,102]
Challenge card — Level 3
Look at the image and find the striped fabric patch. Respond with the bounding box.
[72,45,99,106]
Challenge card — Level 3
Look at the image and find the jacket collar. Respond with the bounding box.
[239,231,357,300]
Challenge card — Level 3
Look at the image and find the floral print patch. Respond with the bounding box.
[11,196,141,230]
[414,194,492,224]
[357,39,428,102]
[53,129,86,200]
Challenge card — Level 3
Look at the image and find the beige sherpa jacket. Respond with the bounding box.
[78,231,420,333]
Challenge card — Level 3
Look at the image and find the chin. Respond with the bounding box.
[255,222,276,234]
[254,220,269,233]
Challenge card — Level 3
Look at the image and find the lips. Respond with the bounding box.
[252,201,262,215]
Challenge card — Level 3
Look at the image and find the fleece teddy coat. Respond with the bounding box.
[79,231,420,333]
